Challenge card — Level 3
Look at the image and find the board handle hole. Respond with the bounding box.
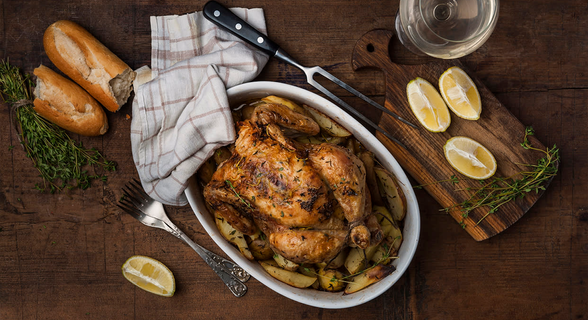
[366,43,375,52]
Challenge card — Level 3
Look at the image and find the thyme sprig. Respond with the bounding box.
[413,174,459,189]
[444,127,559,228]
[0,60,116,192]
[225,179,251,208]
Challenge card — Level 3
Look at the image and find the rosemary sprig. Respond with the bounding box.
[444,126,559,228]
[0,60,116,193]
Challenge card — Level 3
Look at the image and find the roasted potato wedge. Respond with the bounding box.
[344,264,395,295]
[359,151,384,206]
[213,147,232,166]
[262,95,310,116]
[316,262,328,269]
[302,104,352,137]
[373,205,394,235]
[196,157,216,185]
[273,253,299,271]
[330,136,348,145]
[325,247,349,270]
[298,265,320,289]
[370,245,391,265]
[364,243,381,262]
[388,225,403,253]
[296,135,324,144]
[259,261,317,288]
[261,259,280,268]
[247,231,274,260]
[295,135,347,145]
[237,99,268,120]
[373,205,403,252]
[374,167,407,221]
[345,138,356,154]
[373,204,392,221]
[370,235,400,265]
[317,267,346,292]
[249,239,273,260]
[214,212,254,260]
[344,247,366,275]
[241,105,256,120]
[352,138,365,155]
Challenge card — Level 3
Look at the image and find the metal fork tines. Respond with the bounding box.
[202,1,416,150]
[117,179,250,297]
[274,49,413,150]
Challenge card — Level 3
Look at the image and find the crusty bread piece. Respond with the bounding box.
[43,20,135,112]
[33,65,108,136]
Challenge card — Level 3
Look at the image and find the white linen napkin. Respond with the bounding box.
[130,8,269,206]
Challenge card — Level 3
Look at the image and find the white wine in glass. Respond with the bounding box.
[395,0,499,59]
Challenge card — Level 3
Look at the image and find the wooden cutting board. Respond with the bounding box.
[351,29,557,241]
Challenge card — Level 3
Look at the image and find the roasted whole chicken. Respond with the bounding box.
[204,103,383,264]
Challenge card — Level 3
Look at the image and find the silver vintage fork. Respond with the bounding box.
[117,179,250,297]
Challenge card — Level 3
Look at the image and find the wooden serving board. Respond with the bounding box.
[351,29,557,241]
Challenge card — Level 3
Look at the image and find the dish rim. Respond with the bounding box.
[185,81,420,309]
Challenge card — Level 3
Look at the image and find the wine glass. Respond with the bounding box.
[395,0,499,59]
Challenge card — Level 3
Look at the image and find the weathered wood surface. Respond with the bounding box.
[0,0,586,319]
[352,29,554,241]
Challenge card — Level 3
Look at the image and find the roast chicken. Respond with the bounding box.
[204,103,381,264]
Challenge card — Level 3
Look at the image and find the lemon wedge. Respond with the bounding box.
[122,255,176,297]
[444,136,497,180]
[407,77,451,132]
[439,66,482,120]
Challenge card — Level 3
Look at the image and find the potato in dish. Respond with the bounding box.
[198,96,406,294]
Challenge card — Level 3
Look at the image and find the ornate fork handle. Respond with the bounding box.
[177,232,248,297]
[205,252,250,282]
[118,179,250,297]
[164,221,250,296]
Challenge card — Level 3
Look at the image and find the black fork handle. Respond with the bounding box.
[203,1,279,56]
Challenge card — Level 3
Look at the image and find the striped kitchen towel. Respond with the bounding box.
[130,8,269,206]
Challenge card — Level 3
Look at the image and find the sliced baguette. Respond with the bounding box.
[33,65,108,136]
[43,20,135,112]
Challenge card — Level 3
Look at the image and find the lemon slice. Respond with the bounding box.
[407,77,451,132]
[439,66,482,120]
[122,255,176,297]
[444,136,497,180]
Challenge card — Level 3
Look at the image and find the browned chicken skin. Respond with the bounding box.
[203,103,373,264]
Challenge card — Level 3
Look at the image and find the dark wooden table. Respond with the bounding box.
[1,1,586,319]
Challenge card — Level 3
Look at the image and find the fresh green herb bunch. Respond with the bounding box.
[0,60,116,192]
[445,126,559,228]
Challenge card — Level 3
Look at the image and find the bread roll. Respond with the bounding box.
[43,20,135,112]
[33,65,108,136]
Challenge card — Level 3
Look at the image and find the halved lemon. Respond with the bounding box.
[444,136,497,180]
[439,66,482,120]
[407,77,451,132]
[122,255,176,297]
